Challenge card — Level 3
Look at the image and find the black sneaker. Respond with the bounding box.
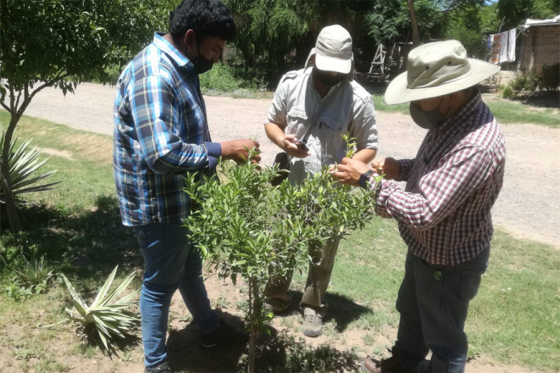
[145,362,171,373]
[200,320,249,348]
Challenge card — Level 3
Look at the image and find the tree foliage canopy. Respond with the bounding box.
[497,0,559,30]
[0,0,171,99]
[0,0,173,232]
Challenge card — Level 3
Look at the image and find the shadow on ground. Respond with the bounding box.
[515,91,560,109]
[167,311,359,373]
[278,290,372,333]
[1,194,141,285]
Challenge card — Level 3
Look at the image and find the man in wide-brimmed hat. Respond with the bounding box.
[263,24,379,338]
[334,40,506,373]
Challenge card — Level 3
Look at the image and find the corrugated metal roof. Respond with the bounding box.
[523,16,560,29]
[525,22,560,27]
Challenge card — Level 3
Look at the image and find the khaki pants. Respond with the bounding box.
[264,238,340,317]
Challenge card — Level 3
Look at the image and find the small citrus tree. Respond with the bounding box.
[184,147,380,372]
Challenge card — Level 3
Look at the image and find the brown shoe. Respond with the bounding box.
[361,347,416,373]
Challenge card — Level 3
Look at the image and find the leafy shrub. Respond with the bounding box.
[539,63,560,91]
[1,255,54,301]
[525,68,540,92]
[198,63,266,93]
[184,141,380,372]
[60,266,138,353]
[502,86,514,99]
[510,76,528,91]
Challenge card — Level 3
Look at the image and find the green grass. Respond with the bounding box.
[325,219,560,371]
[372,94,409,114]
[373,94,560,127]
[1,113,559,371]
[199,63,273,99]
[486,100,560,127]
[0,111,141,286]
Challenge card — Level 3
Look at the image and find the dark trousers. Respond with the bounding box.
[264,238,340,317]
[396,248,489,373]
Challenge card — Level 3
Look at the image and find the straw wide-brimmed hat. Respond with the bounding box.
[385,40,500,105]
[305,25,353,75]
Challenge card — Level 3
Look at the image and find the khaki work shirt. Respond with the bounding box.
[266,67,379,183]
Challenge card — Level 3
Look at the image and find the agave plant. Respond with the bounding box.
[0,130,59,205]
[60,266,139,352]
[13,255,54,294]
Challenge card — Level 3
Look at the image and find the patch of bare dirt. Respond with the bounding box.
[42,148,73,160]
[1,83,558,372]
[17,84,559,248]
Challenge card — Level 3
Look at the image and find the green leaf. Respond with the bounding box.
[90,266,118,308]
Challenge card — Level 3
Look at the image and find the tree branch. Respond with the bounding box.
[14,89,22,114]
[23,73,68,113]
[0,101,9,112]
[8,83,15,113]
[437,0,471,13]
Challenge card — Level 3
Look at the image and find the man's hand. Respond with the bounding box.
[222,139,261,164]
[281,135,311,158]
[333,157,371,186]
[371,157,401,180]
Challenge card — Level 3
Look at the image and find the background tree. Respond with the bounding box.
[408,0,421,46]
[223,0,374,81]
[445,1,501,58]
[0,0,172,232]
[497,0,558,30]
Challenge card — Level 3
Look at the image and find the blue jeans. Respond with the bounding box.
[395,248,489,373]
[133,223,219,369]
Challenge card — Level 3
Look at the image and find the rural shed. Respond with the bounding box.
[518,15,560,73]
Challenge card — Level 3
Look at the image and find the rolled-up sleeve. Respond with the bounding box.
[375,145,493,230]
[397,158,416,182]
[350,96,379,150]
[131,75,210,174]
[265,78,288,128]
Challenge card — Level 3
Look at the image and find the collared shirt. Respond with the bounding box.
[113,33,222,226]
[266,67,378,182]
[366,93,506,266]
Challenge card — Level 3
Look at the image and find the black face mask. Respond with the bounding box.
[313,67,345,87]
[192,37,214,75]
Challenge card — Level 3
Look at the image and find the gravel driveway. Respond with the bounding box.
[16,82,560,248]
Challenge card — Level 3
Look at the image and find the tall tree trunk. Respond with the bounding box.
[407,0,420,47]
[1,113,23,233]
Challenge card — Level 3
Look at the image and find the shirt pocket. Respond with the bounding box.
[320,115,348,134]
[318,116,349,161]
[286,108,309,139]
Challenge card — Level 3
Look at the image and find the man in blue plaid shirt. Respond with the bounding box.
[113,1,259,372]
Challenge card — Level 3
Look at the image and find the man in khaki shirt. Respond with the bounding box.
[264,25,379,337]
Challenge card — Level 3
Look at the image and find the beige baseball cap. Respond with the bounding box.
[305,25,353,74]
[385,40,500,104]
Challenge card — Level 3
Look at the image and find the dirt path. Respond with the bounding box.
[17,82,559,248]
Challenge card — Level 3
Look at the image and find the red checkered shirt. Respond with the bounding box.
[368,93,506,266]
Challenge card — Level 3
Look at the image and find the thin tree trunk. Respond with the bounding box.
[1,79,57,234]
[407,0,420,47]
[1,113,23,233]
[248,278,256,373]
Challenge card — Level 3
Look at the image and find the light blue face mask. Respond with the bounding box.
[409,98,446,130]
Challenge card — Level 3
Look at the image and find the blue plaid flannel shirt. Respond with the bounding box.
[113,33,222,226]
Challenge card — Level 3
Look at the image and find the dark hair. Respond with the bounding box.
[169,0,236,45]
